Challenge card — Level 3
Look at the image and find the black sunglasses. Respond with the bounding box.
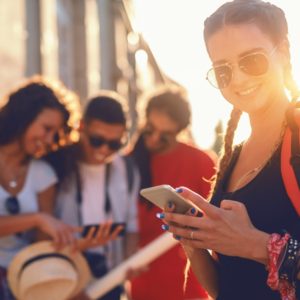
[206,47,277,89]
[143,127,177,145]
[88,135,124,151]
[5,196,20,215]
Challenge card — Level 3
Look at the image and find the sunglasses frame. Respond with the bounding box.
[143,126,178,145]
[87,134,125,151]
[206,46,278,89]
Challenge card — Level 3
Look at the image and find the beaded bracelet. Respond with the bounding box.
[279,238,300,284]
[266,232,297,300]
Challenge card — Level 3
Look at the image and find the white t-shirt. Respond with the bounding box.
[0,159,57,268]
[80,162,106,225]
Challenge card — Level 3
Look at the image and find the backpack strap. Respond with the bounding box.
[104,156,135,214]
[104,163,112,214]
[123,155,135,194]
[75,167,83,224]
[281,103,300,216]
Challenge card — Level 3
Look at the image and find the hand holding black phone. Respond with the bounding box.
[81,222,126,238]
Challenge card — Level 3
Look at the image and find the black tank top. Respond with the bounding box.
[211,143,300,300]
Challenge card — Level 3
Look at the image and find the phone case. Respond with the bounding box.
[82,222,126,237]
[140,184,197,214]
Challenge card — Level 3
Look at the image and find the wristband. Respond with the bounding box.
[279,238,300,284]
[266,232,296,300]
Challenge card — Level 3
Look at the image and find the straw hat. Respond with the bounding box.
[7,241,91,300]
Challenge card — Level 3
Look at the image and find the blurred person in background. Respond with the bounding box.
[45,91,140,300]
[130,86,215,300]
[0,76,82,299]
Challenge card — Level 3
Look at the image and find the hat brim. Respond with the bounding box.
[7,241,91,299]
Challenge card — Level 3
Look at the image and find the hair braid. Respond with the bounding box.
[209,107,242,199]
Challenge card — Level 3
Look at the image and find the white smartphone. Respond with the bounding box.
[140,184,199,214]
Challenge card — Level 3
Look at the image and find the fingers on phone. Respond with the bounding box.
[187,207,203,217]
[110,225,124,239]
[177,186,218,218]
[95,221,121,240]
[96,222,109,239]
[83,226,97,240]
[163,201,175,213]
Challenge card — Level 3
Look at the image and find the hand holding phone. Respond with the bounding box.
[140,185,200,214]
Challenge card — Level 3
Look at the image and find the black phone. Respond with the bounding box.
[81,222,126,238]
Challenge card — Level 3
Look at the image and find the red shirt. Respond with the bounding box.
[131,142,216,300]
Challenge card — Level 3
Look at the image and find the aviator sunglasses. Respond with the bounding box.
[206,47,277,89]
[88,134,124,151]
[143,125,177,145]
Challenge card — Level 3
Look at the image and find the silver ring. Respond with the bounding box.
[190,231,194,240]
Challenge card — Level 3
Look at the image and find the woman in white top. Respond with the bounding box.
[0,76,83,299]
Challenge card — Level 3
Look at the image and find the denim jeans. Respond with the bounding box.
[0,267,15,300]
[83,252,123,300]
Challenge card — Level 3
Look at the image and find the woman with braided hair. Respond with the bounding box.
[157,1,300,299]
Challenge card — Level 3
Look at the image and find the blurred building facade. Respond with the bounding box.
[0,0,168,136]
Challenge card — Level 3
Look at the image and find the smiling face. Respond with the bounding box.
[206,23,287,115]
[21,108,65,156]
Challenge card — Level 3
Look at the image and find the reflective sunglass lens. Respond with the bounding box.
[89,136,105,148]
[207,65,232,89]
[88,135,122,150]
[239,53,269,76]
[143,126,176,145]
[108,141,122,150]
[160,134,170,144]
[215,65,232,89]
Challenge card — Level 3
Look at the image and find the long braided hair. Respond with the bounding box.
[204,0,300,197]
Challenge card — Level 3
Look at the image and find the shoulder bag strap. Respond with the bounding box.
[281,103,300,215]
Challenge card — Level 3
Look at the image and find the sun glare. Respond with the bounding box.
[132,0,300,150]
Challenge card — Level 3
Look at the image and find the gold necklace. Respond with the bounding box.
[8,176,18,189]
[230,121,286,191]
